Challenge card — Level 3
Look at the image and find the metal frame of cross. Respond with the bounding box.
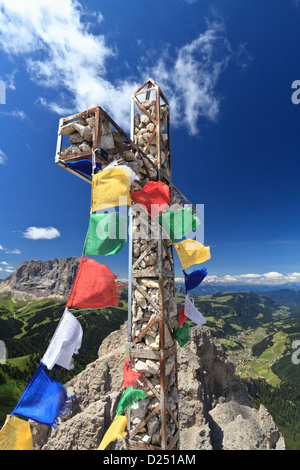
[55,78,197,450]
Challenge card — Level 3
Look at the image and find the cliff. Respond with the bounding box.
[0,257,80,301]
[30,322,285,450]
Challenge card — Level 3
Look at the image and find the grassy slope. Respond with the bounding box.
[0,292,128,425]
[1,289,300,447]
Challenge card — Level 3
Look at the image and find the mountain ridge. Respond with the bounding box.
[2,257,300,301]
[0,257,80,301]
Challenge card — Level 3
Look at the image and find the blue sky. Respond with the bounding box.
[0,0,299,287]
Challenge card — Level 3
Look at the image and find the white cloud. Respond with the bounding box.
[262,272,284,280]
[0,261,8,265]
[5,248,21,254]
[0,0,139,130]
[97,12,104,23]
[5,269,14,273]
[238,273,261,279]
[206,272,300,286]
[0,245,4,250]
[142,19,240,135]
[0,1,247,134]
[0,149,7,164]
[0,109,28,120]
[23,226,60,240]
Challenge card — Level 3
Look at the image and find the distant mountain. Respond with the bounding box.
[2,257,299,302]
[175,282,300,296]
[260,289,300,307]
[0,257,80,301]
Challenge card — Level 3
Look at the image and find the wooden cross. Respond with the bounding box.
[55,78,197,450]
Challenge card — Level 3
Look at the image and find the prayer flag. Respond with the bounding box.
[123,358,141,388]
[184,295,206,328]
[173,239,211,270]
[11,364,74,428]
[103,161,139,185]
[65,160,101,177]
[0,415,33,450]
[116,386,147,415]
[173,322,190,348]
[184,268,208,292]
[178,307,188,328]
[66,256,121,309]
[97,415,127,450]
[157,207,200,242]
[41,307,83,371]
[84,213,128,256]
[91,167,131,211]
[130,181,170,218]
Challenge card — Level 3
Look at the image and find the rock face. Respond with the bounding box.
[30,323,285,450]
[0,257,80,301]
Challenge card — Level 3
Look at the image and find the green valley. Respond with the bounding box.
[1,288,300,449]
[0,291,128,425]
[176,290,300,449]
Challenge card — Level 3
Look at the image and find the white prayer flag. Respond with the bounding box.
[42,307,83,370]
[184,295,206,328]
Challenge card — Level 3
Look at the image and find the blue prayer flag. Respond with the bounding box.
[65,160,101,177]
[184,268,208,292]
[11,364,74,428]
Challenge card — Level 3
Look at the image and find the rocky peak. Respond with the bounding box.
[30,323,285,451]
[0,257,80,301]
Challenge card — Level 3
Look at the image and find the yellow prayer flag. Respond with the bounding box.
[0,415,33,450]
[173,238,211,270]
[91,167,131,212]
[97,415,127,450]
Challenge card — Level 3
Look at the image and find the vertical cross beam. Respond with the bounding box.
[126,79,179,450]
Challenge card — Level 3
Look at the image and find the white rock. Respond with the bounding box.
[74,123,93,143]
[140,114,150,125]
[86,117,95,127]
[142,100,155,109]
[145,335,160,351]
[58,122,77,135]
[70,145,80,155]
[146,122,155,132]
[140,279,159,289]
[68,132,83,144]
[135,359,160,375]
[142,435,151,444]
[79,141,92,152]
[135,290,147,309]
[100,134,114,149]
[131,398,150,418]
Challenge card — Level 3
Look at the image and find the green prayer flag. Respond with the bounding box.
[116,386,147,415]
[84,213,128,256]
[157,207,200,242]
[173,322,191,347]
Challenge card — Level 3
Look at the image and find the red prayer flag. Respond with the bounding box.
[178,307,188,328]
[67,257,121,309]
[130,181,170,218]
[123,358,141,388]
